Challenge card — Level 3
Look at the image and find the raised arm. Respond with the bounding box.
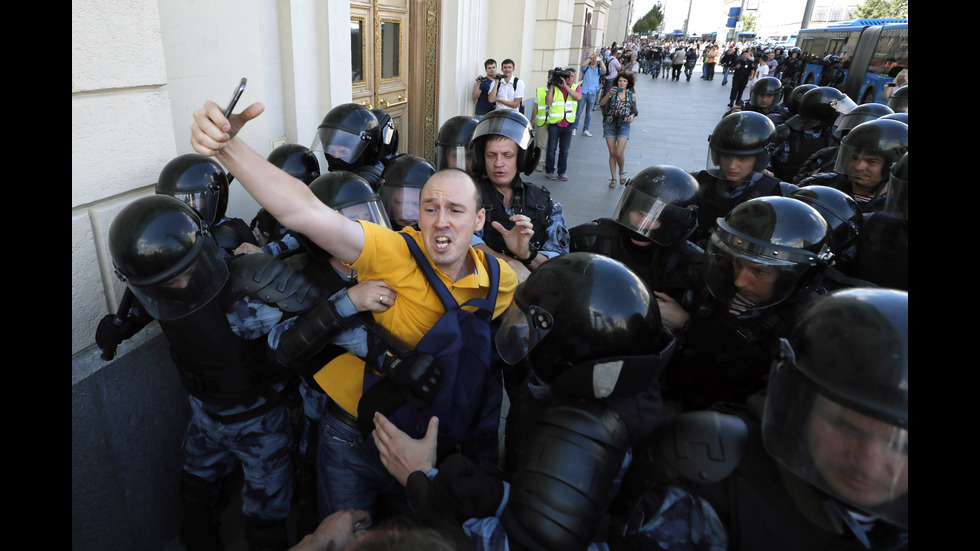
[190,101,364,264]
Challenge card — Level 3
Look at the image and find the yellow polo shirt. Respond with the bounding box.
[314,221,518,415]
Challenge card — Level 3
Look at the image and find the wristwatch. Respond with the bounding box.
[518,243,539,267]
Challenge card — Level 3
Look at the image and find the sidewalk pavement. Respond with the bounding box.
[524,67,735,228]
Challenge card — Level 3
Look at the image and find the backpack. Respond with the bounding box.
[513,77,525,113]
[357,233,501,454]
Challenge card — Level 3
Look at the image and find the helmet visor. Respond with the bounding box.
[704,232,808,309]
[381,186,421,227]
[435,144,473,173]
[127,237,228,320]
[337,198,391,229]
[169,190,218,225]
[311,127,372,165]
[763,349,908,528]
[612,186,694,246]
[494,301,554,365]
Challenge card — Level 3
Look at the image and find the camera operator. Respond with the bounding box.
[473,59,497,117]
[543,67,582,181]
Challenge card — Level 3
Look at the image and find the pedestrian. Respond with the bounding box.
[599,73,637,188]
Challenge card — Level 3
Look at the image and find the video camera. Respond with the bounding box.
[550,67,571,87]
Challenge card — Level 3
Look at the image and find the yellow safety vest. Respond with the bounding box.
[546,87,578,124]
[535,87,548,127]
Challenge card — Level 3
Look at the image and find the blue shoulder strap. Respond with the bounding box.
[399,233,500,321]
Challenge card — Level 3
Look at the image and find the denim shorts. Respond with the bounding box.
[603,121,631,139]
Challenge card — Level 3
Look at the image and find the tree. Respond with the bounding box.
[633,4,665,35]
[855,0,908,19]
[742,13,757,32]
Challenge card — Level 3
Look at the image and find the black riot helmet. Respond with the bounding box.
[788,46,801,57]
[612,165,699,246]
[470,109,541,177]
[155,153,229,225]
[836,103,893,136]
[707,111,777,174]
[435,115,480,173]
[879,112,908,125]
[786,84,817,115]
[789,86,857,129]
[883,152,908,220]
[833,119,909,178]
[763,288,908,528]
[379,154,434,229]
[887,85,908,113]
[495,253,675,399]
[109,195,228,320]
[705,197,831,309]
[298,172,390,259]
[371,109,400,160]
[267,143,320,185]
[310,103,382,171]
[789,186,861,258]
[750,77,783,108]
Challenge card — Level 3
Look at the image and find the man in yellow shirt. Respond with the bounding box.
[190,100,518,519]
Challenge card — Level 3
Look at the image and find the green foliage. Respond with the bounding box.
[742,13,757,32]
[855,0,908,19]
[634,4,665,34]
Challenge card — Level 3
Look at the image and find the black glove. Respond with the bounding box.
[96,313,147,360]
[429,453,504,521]
[384,353,442,410]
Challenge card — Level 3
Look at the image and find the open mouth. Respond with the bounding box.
[434,236,452,251]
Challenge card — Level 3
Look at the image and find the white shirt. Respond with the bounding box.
[494,76,525,110]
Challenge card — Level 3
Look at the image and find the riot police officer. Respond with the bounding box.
[621,288,908,550]
[772,86,856,182]
[155,153,258,253]
[378,154,435,229]
[470,109,568,271]
[657,196,832,410]
[734,77,791,125]
[570,165,704,305]
[310,103,385,187]
[691,111,784,245]
[434,115,480,175]
[801,118,909,213]
[853,152,908,290]
[791,102,894,183]
[97,195,324,550]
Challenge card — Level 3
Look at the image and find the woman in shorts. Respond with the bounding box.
[599,73,637,188]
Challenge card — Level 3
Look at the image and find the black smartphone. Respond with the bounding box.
[223,78,247,118]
